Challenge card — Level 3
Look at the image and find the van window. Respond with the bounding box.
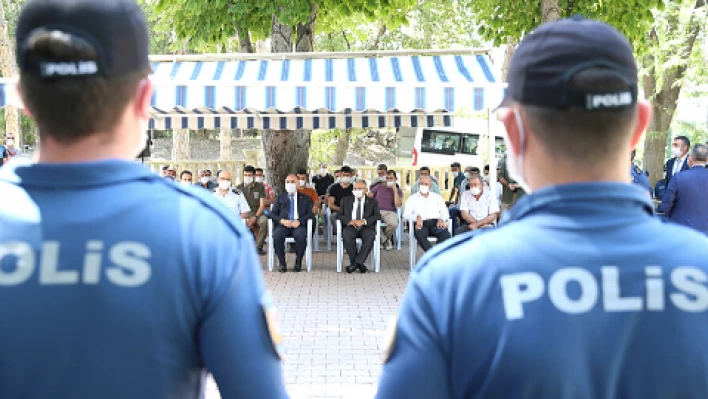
[495,137,505,155]
[421,130,460,155]
[461,135,481,155]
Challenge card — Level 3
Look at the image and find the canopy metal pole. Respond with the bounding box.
[487,107,497,201]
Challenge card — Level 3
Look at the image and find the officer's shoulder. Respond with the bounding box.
[415,227,501,275]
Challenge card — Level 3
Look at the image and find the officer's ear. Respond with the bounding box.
[631,100,652,149]
[497,107,523,158]
[133,78,154,122]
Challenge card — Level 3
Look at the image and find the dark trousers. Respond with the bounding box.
[414,219,451,252]
[274,225,307,265]
[448,205,460,234]
[342,225,376,265]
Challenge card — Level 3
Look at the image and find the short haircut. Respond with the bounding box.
[484,165,490,172]
[334,169,341,174]
[216,170,222,177]
[451,162,461,168]
[244,165,256,174]
[255,168,264,174]
[19,30,150,145]
[469,175,483,185]
[691,144,708,162]
[180,170,192,178]
[387,170,397,178]
[471,167,481,173]
[420,166,430,172]
[296,168,307,176]
[378,163,388,171]
[674,136,690,149]
[162,166,168,171]
[354,179,367,187]
[522,68,639,160]
[206,169,212,174]
[340,166,352,174]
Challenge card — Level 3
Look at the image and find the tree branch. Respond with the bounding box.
[342,30,351,51]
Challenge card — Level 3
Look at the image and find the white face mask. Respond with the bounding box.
[219,181,231,190]
[341,177,351,184]
[464,172,471,179]
[452,171,459,178]
[200,176,209,184]
[505,109,531,193]
[470,187,482,196]
[244,176,254,185]
[6,139,14,146]
[353,189,364,198]
[299,180,306,187]
[671,147,682,158]
[335,178,341,183]
[285,183,297,193]
[386,181,395,187]
[419,185,430,195]
[255,176,264,183]
[181,181,192,186]
[320,168,328,175]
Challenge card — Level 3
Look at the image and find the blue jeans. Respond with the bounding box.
[448,205,460,234]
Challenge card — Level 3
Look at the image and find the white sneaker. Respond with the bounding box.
[385,241,393,251]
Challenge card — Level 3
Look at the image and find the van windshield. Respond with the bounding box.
[421,130,480,155]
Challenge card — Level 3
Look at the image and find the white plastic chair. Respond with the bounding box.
[336,219,381,273]
[268,218,313,272]
[313,211,320,252]
[380,207,404,251]
[408,219,453,269]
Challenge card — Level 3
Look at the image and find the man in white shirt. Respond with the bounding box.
[404,176,450,252]
[213,170,250,219]
[455,175,500,235]
[483,165,504,206]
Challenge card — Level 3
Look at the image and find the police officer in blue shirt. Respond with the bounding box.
[377,17,708,399]
[631,149,651,195]
[0,1,287,398]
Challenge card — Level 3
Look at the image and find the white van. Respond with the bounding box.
[410,122,506,168]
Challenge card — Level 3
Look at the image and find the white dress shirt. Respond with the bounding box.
[460,189,500,221]
[484,181,503,206]
[214,189,251,215]
[404,192,449,221]
[673,156,687,176]
[351,196,366,223]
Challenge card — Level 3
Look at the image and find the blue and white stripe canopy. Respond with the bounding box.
[0,53,504,131]
[147,53,503,130]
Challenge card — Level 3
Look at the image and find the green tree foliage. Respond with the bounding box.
[467,0,663,53]
[155,0,417,51]
[315,0,484,52]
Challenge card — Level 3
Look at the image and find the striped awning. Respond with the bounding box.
[0,53,505,130]
[148,54,503,130]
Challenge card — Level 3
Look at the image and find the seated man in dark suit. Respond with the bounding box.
[658,144,708,234]
[270,174,314,272]
[338,179,381,274]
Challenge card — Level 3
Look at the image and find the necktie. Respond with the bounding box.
[288,195,295,220]
[356,199,362,220]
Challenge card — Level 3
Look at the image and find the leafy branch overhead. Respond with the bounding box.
[155,0,418,50]
[468,0,664,53]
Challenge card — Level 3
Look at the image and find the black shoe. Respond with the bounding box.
[294,260,302,273]
[345,265,357,274]
[358,264,368,274]
[279,264,287,273]
[257,247,266,255]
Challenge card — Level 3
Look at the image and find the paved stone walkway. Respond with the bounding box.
[205,235,422,399]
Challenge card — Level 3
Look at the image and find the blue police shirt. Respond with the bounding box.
[631,163,650,194]
[377,182,708,399]
[0,160,287,399]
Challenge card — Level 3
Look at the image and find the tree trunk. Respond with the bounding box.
[642,0,704,186]
[236,23,254,53]
[172,129,190,161]
[271,14,293,52]
[541,0,563,22]
[334,129,351,165]
[295,4,318,53]
[501,38,516,82]
[219,127,232,160]
[262,129,311,193]
[370,21,387,50]
[0,0,21,148]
